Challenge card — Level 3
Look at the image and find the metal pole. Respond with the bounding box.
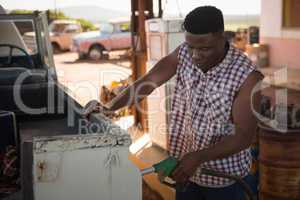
[130,0,139,126]
[158,0,163,18]
[130,0,154,131]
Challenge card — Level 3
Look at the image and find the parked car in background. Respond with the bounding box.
[23,19,82,54]
[71,19,131,60]
[49,19,82,53]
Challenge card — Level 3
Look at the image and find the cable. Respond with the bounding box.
[162,168,256,200]
[201,168,256,200]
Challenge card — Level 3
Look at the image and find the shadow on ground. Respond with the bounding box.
[62,55,131,68]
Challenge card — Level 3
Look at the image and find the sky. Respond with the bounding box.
[0,0,261,15]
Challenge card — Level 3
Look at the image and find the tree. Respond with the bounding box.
[10,9,97,32]
[76,18,98,31]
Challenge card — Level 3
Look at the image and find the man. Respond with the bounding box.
[84,6,263,200]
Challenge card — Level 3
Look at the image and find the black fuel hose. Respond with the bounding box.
[201,168,255,200]
[162,168,255,200]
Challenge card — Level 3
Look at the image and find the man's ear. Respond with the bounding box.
[220,32,226,40]
[215,32,226,47]
[221,32,226,38]
[213,31,225,41]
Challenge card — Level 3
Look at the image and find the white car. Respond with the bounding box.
[72,20,131,60]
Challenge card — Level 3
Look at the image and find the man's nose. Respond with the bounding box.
[192,49,202,59]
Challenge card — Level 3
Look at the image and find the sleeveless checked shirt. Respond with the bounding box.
[168,43,257,187]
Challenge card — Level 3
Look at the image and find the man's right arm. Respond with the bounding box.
[105,47,180,111]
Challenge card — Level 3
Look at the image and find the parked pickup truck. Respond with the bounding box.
[23,19,82,53]
[0,7,139,200]
[49,19,82,53]
[71,19,131,60]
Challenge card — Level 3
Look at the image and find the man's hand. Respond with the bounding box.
[172,152,202,184]
[82,100,114,119]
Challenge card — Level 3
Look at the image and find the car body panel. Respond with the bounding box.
[71,21,131,58]
[49,20,82,50]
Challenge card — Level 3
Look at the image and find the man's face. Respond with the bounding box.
[185,31,226,70]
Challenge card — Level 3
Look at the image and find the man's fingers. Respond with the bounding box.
[175,173,187,184]
[157,170,166,183]
[171,165,180,178]
[82,109,95,119]
[172,164,192,185]
[172,165,185,182]
[82,101,105,119]
[82,100,117,120]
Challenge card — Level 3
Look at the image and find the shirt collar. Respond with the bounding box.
[192,43,234,77]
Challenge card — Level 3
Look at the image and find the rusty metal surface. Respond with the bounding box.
[33,133,131,154]
[31,129,139,200]
[20,112,132,200]
[259,126,300,200]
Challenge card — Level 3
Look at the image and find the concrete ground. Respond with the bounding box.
[54,51,132,106]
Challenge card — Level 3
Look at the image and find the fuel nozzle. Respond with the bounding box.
[140,157,178,177]
[140,156,255,200]
[140,157,189,192]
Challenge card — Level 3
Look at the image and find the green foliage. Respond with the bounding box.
[76,18,98,31]
[10,9,34,14]
[10,9,69,20]
[10,9,97,32]
[48,10,70,20]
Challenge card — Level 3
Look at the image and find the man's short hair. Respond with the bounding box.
[183,6,224,34]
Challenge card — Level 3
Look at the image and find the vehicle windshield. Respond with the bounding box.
[98,22,130,34]
[0,18,36,56]
[0,12,55,69]
[119,23,130,32]
[50,23,67,32]
[99,23,113,34]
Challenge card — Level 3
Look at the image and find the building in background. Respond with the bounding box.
[260,0,300,69]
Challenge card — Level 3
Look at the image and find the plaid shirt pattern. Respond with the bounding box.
[168,43,256,187]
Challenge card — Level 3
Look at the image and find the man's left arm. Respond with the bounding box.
[172,71,264,184]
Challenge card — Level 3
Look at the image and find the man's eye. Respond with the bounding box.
[201,48,210,51]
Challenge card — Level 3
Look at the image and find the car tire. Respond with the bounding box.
[88,45,104,61]
[52,43,61,54]
[78,52,87,60]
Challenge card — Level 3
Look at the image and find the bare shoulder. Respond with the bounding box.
[233,70,264,108]
[240,70,264,92]
[247,70,264,82]
[232,70,264,126]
